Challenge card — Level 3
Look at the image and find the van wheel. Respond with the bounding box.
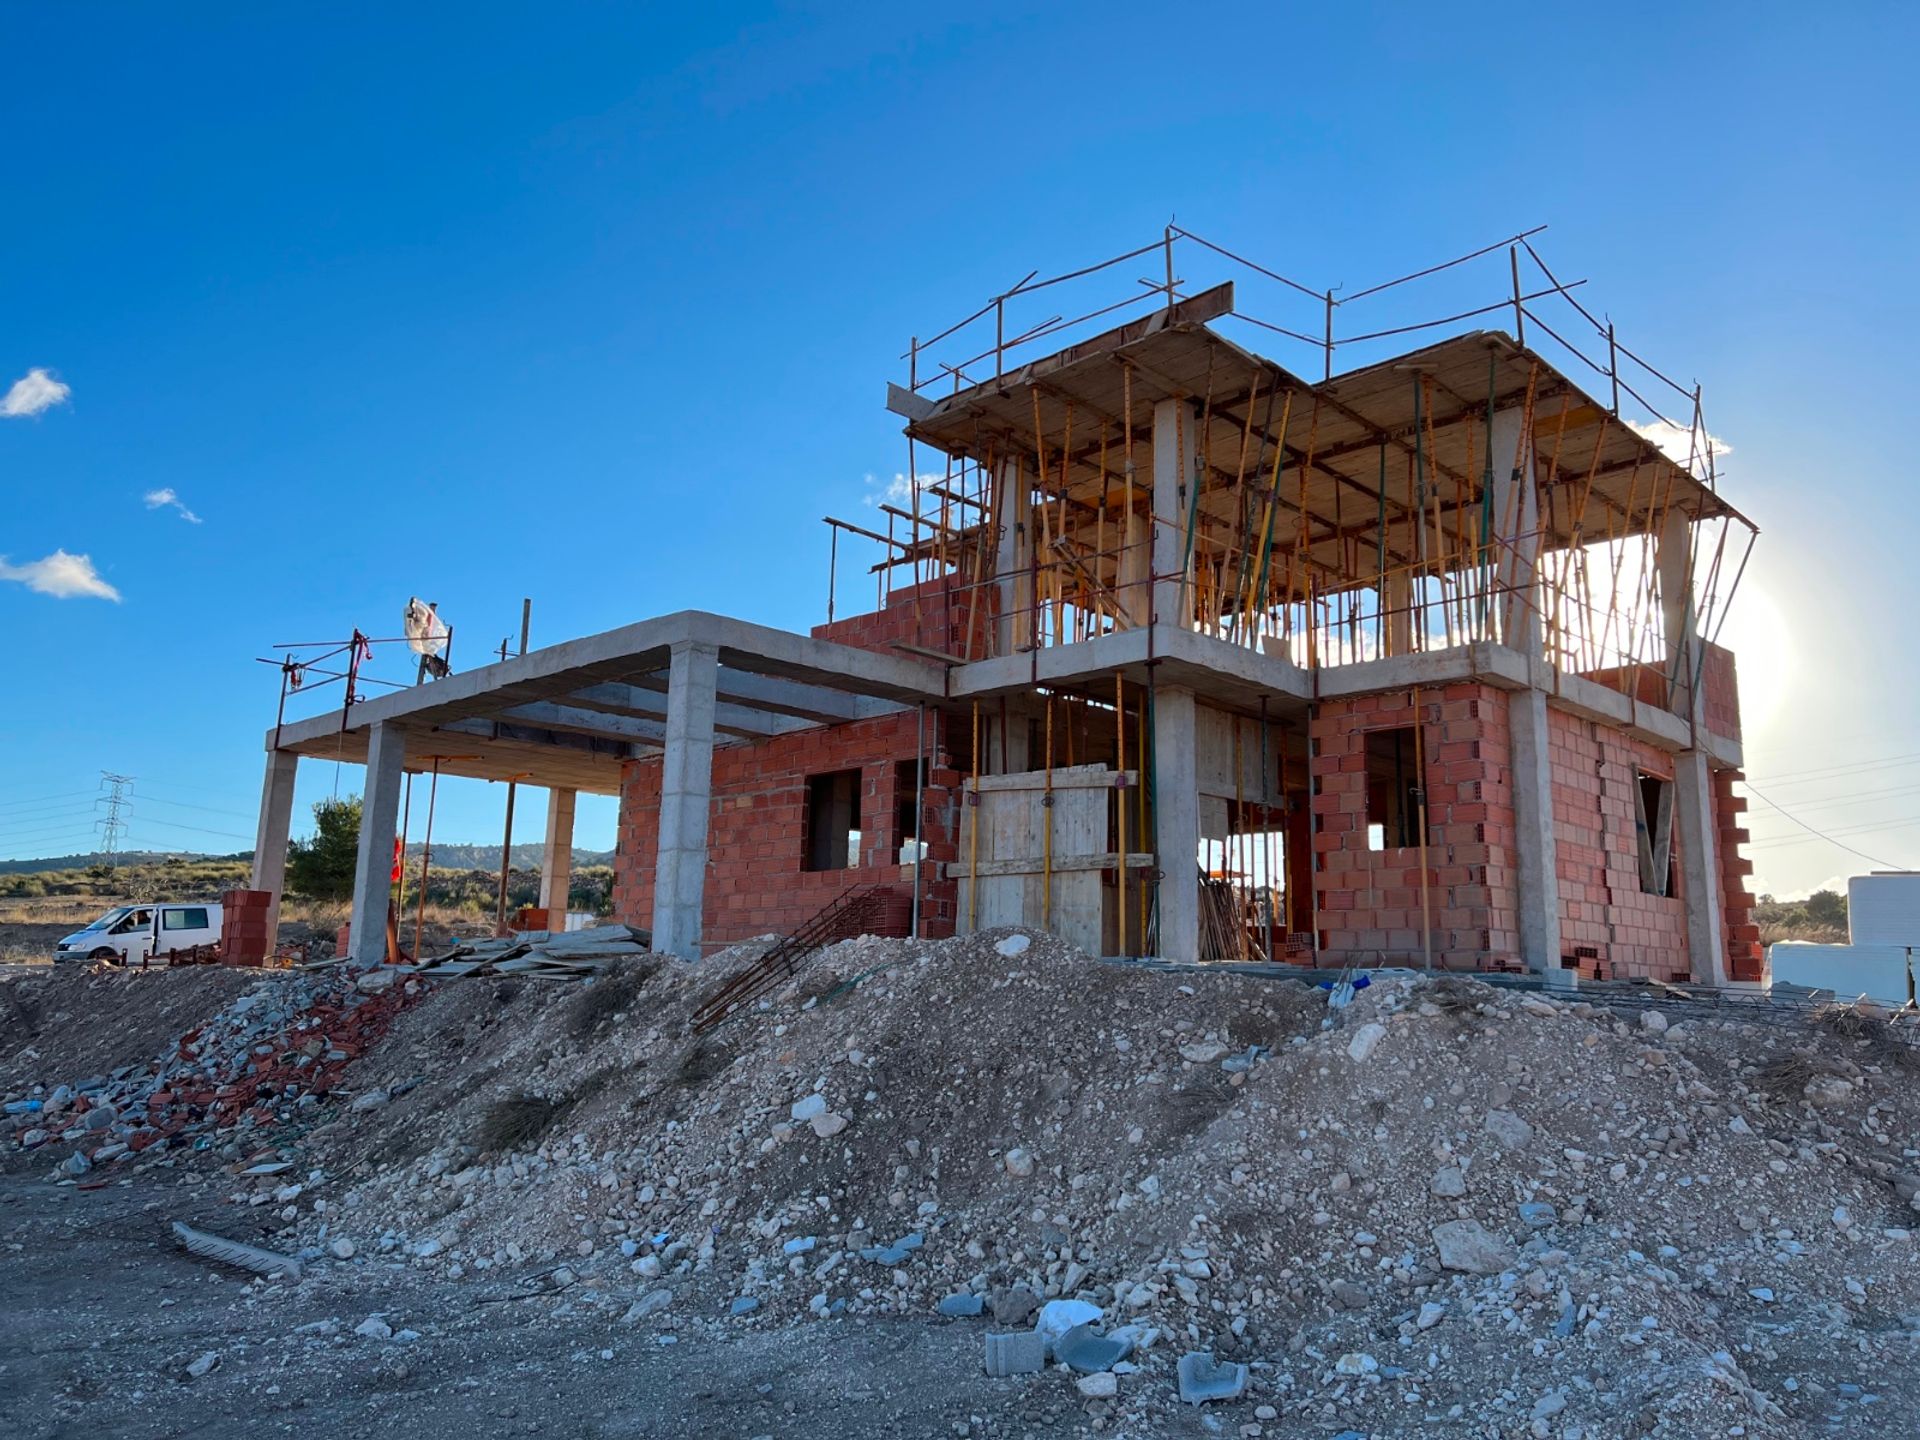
[90,947,118,963]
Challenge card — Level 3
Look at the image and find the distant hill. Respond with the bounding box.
[405,842,616,872]
[0,844,613,877]
[0,849,244,876]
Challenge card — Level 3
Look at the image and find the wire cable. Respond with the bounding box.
[1739,781,1912,870]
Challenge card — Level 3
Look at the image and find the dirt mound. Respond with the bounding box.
[0,962,261,1094]
[234,933,1920,1437]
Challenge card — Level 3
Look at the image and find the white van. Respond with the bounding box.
[54,902,224,965]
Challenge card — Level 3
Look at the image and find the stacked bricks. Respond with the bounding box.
[611,709,962,951]
[810,575,995,661]
[219,889,274,966]
[1546,709,1690,982]
[1309,683,1521,971]
[1713,767,1764,982]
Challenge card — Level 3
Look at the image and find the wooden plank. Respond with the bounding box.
[969,765,1133,793]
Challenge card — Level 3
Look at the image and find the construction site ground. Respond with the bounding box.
[3,933,1919,1439]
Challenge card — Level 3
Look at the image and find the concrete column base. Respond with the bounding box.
[1152,685,1200,963]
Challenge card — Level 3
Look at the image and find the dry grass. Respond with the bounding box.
[1420,975,1495,1013]
[476,1094,571,1153]
[567,958,663,1042]
[1814,1002,1920,1073]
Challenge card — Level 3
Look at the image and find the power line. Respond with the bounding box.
[136,816,251,842]
[138,794,254,821]
[1739,781,1911,870]
[0,790,94,811]
[1749,750,1920,788]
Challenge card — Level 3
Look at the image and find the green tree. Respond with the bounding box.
[1804,889,1849,930]
[287,796,363,900]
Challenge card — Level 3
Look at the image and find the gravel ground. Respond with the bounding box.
[5,935,1920,1438]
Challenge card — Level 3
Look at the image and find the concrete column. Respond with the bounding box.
[348,722,407,967]
[1673,749,1729,986]
[1657,506,1700,722]
[651,640,719,960]
[1507,690,1566,985]
[249,748,299,949]
[1383,572,1413,657]
[1152,685,1201,962]
[539,787,577,917]
[1487,406,1542,658]
[993,459,1032,655]
[1151,397,1196,629]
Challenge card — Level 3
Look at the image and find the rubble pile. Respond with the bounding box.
[253,929,1920,1438]
[1,966,419,1175]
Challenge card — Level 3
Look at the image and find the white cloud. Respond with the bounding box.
[1629,418,1732,470]
[1,367,72,418]
[0,550,121,601]
[862,470,947,510]
[143,487,202,524]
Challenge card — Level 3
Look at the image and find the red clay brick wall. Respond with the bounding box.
[1546,709,1690,981]
[1310,683,1521,970]
[611,712,961,951]
[810,575,993,660]
[1701,643,1742,743]
[1714,767,1764,982]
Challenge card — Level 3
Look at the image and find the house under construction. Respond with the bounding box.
[244,229,1763,990]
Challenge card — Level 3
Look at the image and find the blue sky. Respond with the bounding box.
[2,3,1915,898]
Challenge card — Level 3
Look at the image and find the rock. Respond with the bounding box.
[185,1351,221,1379]
[1176,1350,1248,1404]
[328,1238,356,1260]
[790,1094,828,1122]
[1003,1147,1035,1178]
[354,1317,393,1341]
[1804,1075,1855,1108]
[938,1293,985,1318]
[1416,1301,1447,1329]
[350,1089,390,1113]
[1179,1041,1230,1064]
[355,968,398,995]
[991,1284,1041,1326]
[1346,1022,1388,1063]
[1430,1165,1467,1198]
[1334,1352,1378,1376]
[781,1236,816,1256]
[1330,1280,1369,1310]
[1517,1201,1557,1229]
[994,934,1032,958]
[1749,1287,1775,1303]
[623,1288,674,1323]
[728,1296,761,1317]
[809,1111,848,1139]
[1077,1371,1119,1399]
[1432,1219,1518,1275]
[1728,1114,1753,1136]
[631,1255,662,1278]
[1639,1008,1668,1034]
[1483,1109,1535,1149]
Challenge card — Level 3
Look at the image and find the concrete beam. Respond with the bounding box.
[652,640,719,960]
[1508,690,1566,986]
[249,749,299,950]
[1153,685,1201,962]
[504,700,668,744]
[567,682,811,738]
[1674,750,1729,986]
[348,722,407,967]
[540,787,576,916]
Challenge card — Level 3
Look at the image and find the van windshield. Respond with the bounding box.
[85,907,132,932]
